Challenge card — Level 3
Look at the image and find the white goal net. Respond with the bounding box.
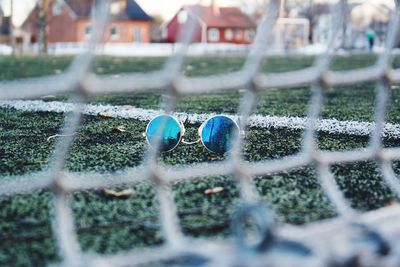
[2,0,400,266]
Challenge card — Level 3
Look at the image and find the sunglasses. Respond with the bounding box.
[145,114,240,154]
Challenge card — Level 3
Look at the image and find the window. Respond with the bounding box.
[85,25,92,39]
[249,30,256,41]
[110,25,120,40]
[235,30,243,40]
[208,28,219,42]
[133,27,141,43]
[52,2,63,15]
[224,29,233,41]
[244,29,256,42]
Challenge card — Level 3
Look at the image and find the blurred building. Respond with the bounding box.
[20,0,153,45]
[163,0,257,44]
[310,1,393,49]
[0,6,10,44]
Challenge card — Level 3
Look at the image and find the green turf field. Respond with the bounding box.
[1,55,400,266]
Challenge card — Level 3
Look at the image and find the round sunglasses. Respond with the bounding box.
[145,114,240,154]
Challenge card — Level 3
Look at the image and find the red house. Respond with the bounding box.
[165,1,257,44]
[21,0,153,44]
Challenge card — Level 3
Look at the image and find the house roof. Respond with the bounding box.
[184,5,256,28]
[64,0,92,17]
[124,0,153,21]
[64,0,152,21]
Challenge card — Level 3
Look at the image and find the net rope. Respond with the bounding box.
[2,0,400,266]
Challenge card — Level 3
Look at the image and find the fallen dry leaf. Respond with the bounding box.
[98,113,114,119]
[103,188,135,198]
[112,125,126,133]
[47,134,75,142]
[385,199,399,207]
[204,187,224,195]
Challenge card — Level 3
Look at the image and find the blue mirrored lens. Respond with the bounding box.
[201,116,238,154]
[146,115,181,152]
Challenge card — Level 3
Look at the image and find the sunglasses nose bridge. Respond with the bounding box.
[181,138,201,145]
[179,122,200,144]
[180,120,203,145]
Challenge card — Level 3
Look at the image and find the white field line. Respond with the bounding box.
[1,100,400,138]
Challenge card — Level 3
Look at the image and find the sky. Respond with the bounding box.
[0,0,395,26]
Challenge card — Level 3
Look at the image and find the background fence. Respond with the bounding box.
[2,0,400,266]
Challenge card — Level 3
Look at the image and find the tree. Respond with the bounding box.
[38,0,50,54]
[10,0,15,55]
[150,14,164,42]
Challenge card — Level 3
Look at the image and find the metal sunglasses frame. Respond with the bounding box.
[145,114,241,153]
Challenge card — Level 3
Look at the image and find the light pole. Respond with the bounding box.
[341,0,348,49]
[279,0,286,18]
[38,0,50,55]
[308,0,313,43]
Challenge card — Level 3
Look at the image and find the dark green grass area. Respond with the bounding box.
[1,55,400,266]
[15,54,394,122]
